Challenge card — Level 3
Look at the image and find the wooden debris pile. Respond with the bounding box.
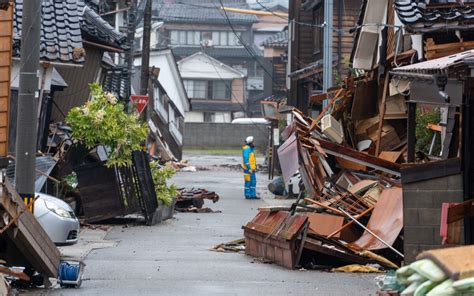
[175,188,220,213]
[242,97,407,270]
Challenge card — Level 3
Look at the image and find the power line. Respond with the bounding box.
[200,45,268,134]
[215,0,283,89]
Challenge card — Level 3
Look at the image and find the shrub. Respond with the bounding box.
[150,161,178,206]
[66,83,148,167]
[416,107,441,155]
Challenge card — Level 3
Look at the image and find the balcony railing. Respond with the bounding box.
[169,121,183,145]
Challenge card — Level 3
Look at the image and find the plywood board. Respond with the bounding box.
[305,212,344,238]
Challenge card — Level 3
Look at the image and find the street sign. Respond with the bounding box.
[130,95,149,114]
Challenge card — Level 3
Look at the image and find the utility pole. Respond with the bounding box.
[15,0,42,212]
[140,0,151,96]
[323,0,333,97]
[125,0,137,107]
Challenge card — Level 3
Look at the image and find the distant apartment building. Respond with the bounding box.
[149,0,270,118]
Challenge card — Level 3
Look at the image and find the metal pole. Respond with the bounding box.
[338,207,405,258]
[140,0,151,96]
[15,0,42,212]
[323,0,333,99]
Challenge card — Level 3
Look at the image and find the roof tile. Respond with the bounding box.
[395,0,474,32]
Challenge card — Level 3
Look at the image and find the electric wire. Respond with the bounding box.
[215,0,284,89]
[199,45,269,134]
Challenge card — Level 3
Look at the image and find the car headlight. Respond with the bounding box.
[44,200,74,219]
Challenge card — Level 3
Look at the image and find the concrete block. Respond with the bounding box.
[403,190,433,208]
[405,226,434,244]
[418,208,441,226]
[446,174,463,189]
[404,177,448,191]
[404,208,419,226]
[431,191,464,207]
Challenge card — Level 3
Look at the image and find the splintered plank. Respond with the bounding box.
[1,182,60,277]
[317,138,401,176]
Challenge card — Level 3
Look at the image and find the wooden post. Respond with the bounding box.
[375,75,390,156]
[407,102,417,163]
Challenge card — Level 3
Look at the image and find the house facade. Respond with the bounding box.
[9,0,128,152]
[133,48,189,160]
[288,0,363,116]
[150,0,270,117]
[261,28,288,101]
[178,52,246,123]
[252,5,288,51]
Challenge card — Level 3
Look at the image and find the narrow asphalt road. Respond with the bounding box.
[38,154,378,296]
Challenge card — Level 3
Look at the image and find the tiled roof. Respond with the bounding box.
[395,0,474,32]
[13,0,127,64]
[261,29,288,48]
[171,45,262,59]
[103,66,130,100]
[155,1,257,25]
[80,3,128,49]
[13,0,84,63]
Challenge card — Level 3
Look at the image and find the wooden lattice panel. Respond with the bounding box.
[0,2,12,157]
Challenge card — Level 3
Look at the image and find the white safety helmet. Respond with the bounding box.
[245,136,254,145]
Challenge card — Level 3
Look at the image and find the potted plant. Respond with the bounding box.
[150,161,178,222]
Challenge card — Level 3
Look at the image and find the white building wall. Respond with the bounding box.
[185,111,204,122]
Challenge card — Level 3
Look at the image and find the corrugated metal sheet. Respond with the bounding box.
[394,49,474,71]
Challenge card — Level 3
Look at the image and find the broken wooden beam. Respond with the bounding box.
[317,138,401,176]
[0,181,60,278]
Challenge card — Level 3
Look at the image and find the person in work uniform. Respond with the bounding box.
[242,136,258,199]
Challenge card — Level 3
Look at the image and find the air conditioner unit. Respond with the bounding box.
[321,114,344,144]
[202,39,213,47]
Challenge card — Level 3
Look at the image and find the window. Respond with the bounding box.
[203,112,231,123]
[193,81,206,98]
[170,31,178,44]
[220,32,227,46]
[178,31,186,44]
[202,31,212,42]
[153,85,168,122]
[187,31,194,45]
[203,112,215,123]
[184,80,231,100]
[183,80,207,99]
[313,8,324,56]
[228,32,241,46]
[212,32,220,44]
[134,37,142,51]
[211,81,231,100]
[170,30,242,46]
[193,31,200,45]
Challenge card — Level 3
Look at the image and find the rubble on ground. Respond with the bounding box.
[175,188,220,213]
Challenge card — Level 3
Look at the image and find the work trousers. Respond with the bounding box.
[244,171,256,198]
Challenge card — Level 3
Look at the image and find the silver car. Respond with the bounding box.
[34,193,80,245]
